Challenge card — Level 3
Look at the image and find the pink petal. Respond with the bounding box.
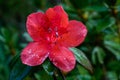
[59,20,87,47]
[45,5,68,29]
[49,46,76,72]
[26,12,48,41]
[21,42,49,66]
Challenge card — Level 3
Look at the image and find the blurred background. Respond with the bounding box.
[0,0,120,80]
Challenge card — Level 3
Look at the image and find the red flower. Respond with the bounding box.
[21,5,87,72]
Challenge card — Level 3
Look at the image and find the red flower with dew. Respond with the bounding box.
[21,5,87,72]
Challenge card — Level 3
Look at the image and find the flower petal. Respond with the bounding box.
[45,5,68,29]
[49,46,76,72]
[26,12,48,41]
[59,20,87,47]
[21,42,49,66]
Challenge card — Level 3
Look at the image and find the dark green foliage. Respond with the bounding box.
[0,0,120,80]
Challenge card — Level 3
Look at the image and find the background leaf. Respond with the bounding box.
[104,40,120,60]
[92,46,106,64]
[9,55,32,80]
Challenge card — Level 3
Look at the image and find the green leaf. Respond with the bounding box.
[1,28,12,42]
[104,41,120,51]
[66,64,91,80]
[42,59,66,80]
[34,68,54,80]
[23,32,33,42]
[92,46,106,64]
[0,35,5,42]
[105,46,120,60]
[12,32,19,47]
[84,5,108,12]
[9,53,20,68]
[69,0,89,9]
[53,69,66,80]
[104,41,120,60]
[0,44,5,62]
[70,48,93,73]
[107,60,120,71]
[106,71,118,80]
[9,56,32,80]
[96,17,115,32]
[42,59,54,76]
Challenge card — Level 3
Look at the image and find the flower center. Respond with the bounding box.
[47,26,61,44]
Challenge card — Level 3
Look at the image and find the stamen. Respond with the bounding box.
[48,27,52,33]
[54,26,59,37]
[55,32,59,37]
[54,26,58,31]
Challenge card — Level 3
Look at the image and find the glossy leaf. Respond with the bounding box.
[70,48,93,73]
[42,59,54,75]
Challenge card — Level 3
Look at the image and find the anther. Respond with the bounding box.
[55,32,59,37]
[48,27,52,33]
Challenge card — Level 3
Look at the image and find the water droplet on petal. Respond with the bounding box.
[55,32,59,37]
[28,49,32,54]
[54,26,58,31]
[82,29,87,37]
[63,58,66,60]
[52,58,55,62]
[48,27,52,33]
[54,62,57,66]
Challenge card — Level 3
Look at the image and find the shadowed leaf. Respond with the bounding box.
[9,56,32,80]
